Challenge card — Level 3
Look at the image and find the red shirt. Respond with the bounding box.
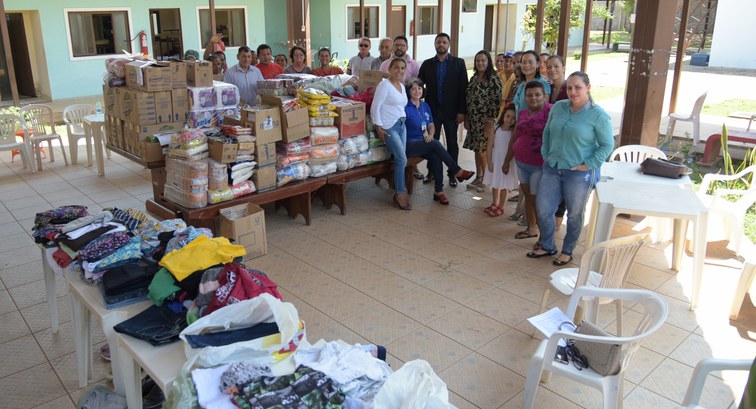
[312,66,344,77]
[255,62,283,79]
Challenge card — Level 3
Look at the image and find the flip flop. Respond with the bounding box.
[515,230,538,239]
[527,249,558,258]
[553,256,574,266]
[508,213,523,221]
[508,194,520,202]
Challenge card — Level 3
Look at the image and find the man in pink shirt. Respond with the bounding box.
[379,35,419,81]
[255,44,283,79]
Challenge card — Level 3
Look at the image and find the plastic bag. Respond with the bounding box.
[310,143,339,159]
[368,146,391,163]
[310,126,340,145]
[309,161,338,177]
[373,360,455,409]
[277,162,309,186]
[277,139,311,155]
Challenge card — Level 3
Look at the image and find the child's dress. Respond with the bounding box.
[483,127,519,191]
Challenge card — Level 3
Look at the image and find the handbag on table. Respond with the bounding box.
[640,157,690,179]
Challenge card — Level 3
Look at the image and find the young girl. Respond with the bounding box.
[483,106,519,217]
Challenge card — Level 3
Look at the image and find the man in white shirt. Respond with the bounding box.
[379,36,420,81]
[223,46,264,105]
[347,37,375,76]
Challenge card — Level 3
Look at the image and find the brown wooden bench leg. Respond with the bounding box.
[276,192,313,225]
[318,183,347,215]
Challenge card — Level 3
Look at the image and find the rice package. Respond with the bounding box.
[310,144,338,160]
[368,146,391,163]
[338,134,369,155]
[310,126,339,145]
[207,160,228,191]
[188,86,217,111]
[187,110,217,129]
[309,161,338,177]
[337,152,370,171]
[277,162,309,187]
[213,81,240,108]
[230,180,256,198]
[277,153,309,167]
[277,139,311,155]
[207,187,233,204]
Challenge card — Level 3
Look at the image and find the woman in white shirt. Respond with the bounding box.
[370,58,411,210]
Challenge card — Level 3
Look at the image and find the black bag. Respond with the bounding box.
[640,157,690,179]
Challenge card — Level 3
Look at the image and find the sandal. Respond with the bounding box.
[413,171,425,180]
[484,204,498,215]
[508,194,520,202]
[488,206,504,217]
[517,219,528,227]
[526,249,558,258]
[515,230,538,239]
[553,255,574,266]
[533,241,542,251]
[508,213,523,221]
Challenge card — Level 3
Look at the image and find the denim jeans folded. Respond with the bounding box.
[184,322,280,348]
[114,305,187,346]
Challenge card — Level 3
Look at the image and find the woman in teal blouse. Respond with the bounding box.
[527,71,614,265]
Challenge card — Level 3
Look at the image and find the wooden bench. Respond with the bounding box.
[146,177,327,232]
[320,157,424,215]
[700,131,756,165]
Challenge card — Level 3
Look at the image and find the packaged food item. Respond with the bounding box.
[310,143,338,159]
[308,161,338,177]
[230,180,256,197]
[309,117,335,126]
[207,187,233,204]
[368,146,391,163]
[277,153,309,167]
[165,156,208,178]
[187,110,217,129]
[163,184,207,209]
[276,139,311,155]
[310,127,339,145]
[337,152,370,171]
[276,162,309,187]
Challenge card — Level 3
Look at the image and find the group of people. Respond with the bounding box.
[185,32,612,265]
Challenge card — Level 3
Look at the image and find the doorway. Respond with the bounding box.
[484,5,494,51]
[149,9,182,61]
[389,6,406,38]
[0,12,35,102]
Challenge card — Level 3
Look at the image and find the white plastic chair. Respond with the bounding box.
[680,358,754,409]
[63,104,96,166]
[535,233,649,337]
[522,287,668,409]
[698,165,756,255]
[20,104,68,170]
[0,114,34,172]
[609,145,667,163]
[665,91,708,145]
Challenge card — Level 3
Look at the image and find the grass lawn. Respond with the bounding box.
[589,30,632,44]
[591,86,626,103]
[702,99,756,117]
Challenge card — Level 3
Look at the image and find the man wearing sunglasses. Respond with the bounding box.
[347,37,375,76]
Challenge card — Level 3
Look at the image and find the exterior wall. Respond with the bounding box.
[263,0,288,56]
[709,0,756,69]
[3,0,265,100]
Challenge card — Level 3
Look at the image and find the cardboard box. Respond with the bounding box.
[169,61,187,88]
[186,61,213,87]
[102,85,118,117]
[208,139,238,163]
[253,164,277,191]
[223,115,243,126]
[255,142,276,167]
[118,88,173,125]
[105,115,122,148]
[218,203,267,259]
[125,62,172,92]
[123,121,184,154]
[242,105,282,144]
[171,89,188,122]
[260,95,310,142]
[332,98,366,138]
[358,69,388,92]
[139,141,164,163]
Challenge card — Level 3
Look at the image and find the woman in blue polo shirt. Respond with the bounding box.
[404,77,475,205]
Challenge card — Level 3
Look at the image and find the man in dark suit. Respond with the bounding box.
[418,33,469,187]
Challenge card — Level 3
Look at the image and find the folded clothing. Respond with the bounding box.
[102,260,161,296]
[57,225,117,252]
[184,322,280,349]
[159,235,245,281]
[114,305,187,346]
[61,211,113,234]
[79,231,132,262]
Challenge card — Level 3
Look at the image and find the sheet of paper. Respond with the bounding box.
[527,307,576,346]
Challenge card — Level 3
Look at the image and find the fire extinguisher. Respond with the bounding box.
[139,31,148,56]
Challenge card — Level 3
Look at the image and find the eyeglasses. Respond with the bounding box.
[564,342,589,370]
[359,44,370,48]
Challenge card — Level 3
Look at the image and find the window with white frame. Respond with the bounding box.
[199,8,246,47]
[347,6,379,39]
[418,6,438,35]
[67,10,131,57]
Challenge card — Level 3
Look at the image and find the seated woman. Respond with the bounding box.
[404,78,475,205]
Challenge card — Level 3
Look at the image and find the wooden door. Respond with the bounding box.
[389,6,406,38]
[6,13,34,98]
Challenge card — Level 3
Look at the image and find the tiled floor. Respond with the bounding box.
[1,144,755,409]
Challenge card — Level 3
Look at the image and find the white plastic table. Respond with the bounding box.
[39,245,60,333]
[83,113,106,176]
[117,333,185,409]
[65,268,150,393]
[590,180,709,310]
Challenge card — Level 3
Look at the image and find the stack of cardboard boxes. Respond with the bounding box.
[103,61,214,163]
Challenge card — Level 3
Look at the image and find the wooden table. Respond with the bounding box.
[147,177,327,231]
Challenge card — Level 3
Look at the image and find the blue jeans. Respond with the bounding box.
[536,163,599,257]
[406,139,461,193]
[515,160,543,192]
[384,118,408,193]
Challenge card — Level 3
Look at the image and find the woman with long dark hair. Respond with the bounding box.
[464,50,502,192]
[512,50,551,118]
